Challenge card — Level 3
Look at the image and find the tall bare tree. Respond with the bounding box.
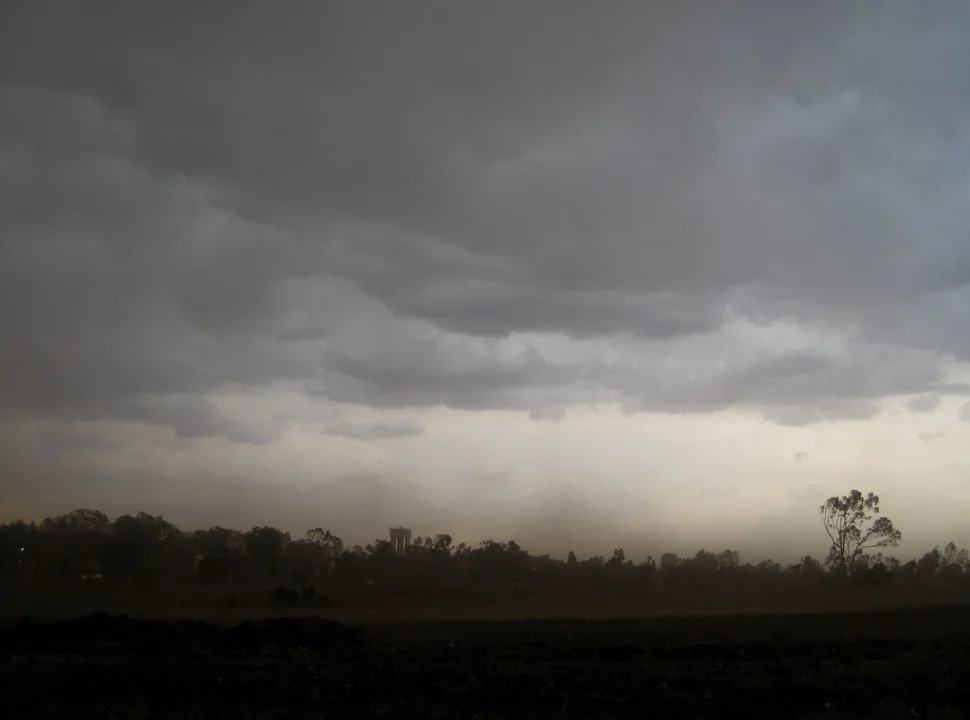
[820,490,901,577]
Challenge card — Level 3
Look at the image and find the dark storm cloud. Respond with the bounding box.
[317,224,725,339]
[608,344,960,423]
[761,400,881,427]
[324,420,425,442]
[906,394,942,413]
[1,1,970,440]
[116,396,287,446]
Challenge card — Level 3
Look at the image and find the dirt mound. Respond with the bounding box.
[0,613,367,658]
[269,584,302,608]
[268,584,334,609]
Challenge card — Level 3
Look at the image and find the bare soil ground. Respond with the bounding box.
[6,580,970,623]
[3,606,970,719]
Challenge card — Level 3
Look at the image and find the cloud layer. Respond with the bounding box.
[906,395,942,413]
[1,2,969,444]
[325,420,426,442]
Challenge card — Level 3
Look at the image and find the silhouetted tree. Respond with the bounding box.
[33,510,112,578]
[192,527,238,556]
[103,512,178,581]
[820,490,901,577]
[433,534,453,553]
[608,548,626,565]
[914,546,942,583]
[794,555,824,579]
[940,542,969,580]
[7,494,969,603]
[41,509,110,535]
[306,528,343,555]
[717,549,741,571]
[244,526,288,585]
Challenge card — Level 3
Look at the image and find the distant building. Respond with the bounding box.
[389,527,412,554]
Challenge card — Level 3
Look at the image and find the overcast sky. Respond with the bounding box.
[2,2,969,562]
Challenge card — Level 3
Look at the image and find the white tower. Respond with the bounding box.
[389,526,412,554]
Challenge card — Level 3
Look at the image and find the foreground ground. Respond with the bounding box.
[3,607,970,719]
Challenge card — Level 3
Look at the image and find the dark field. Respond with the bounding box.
[4,593,970,719]
[7,578,970,623]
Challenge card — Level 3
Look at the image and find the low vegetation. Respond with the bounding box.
[4,489,970,717]
[0,490,960,604]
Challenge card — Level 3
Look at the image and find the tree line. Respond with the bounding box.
[0,490,967,594]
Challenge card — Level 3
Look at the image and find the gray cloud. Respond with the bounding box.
[324,420,425,442]
[918,431,946,442]
[961,402,970,424]
[1,2,969,442]
[762,400,881,427]
[906,394,942,413]
[793,452,811,462]
[607,340,965,423]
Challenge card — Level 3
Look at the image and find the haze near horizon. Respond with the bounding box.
[1,2,969,563]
